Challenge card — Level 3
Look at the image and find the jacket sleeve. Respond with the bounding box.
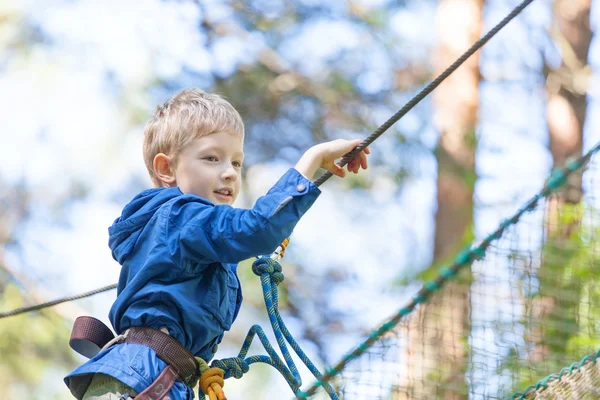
[167,168,321,265]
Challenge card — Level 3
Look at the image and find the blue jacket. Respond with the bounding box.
[65,168,320,399]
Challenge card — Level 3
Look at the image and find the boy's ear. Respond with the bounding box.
[153,153,176,186]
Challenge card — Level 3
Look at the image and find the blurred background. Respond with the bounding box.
[1,0,599,398]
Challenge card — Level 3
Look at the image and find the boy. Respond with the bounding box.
[64,88,370,399]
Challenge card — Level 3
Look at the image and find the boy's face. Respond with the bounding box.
[174,131,244,205]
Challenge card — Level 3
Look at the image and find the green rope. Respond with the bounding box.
[298,143,600,398]
[509,349,600,399]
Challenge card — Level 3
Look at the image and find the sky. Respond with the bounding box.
[2,0,600,398]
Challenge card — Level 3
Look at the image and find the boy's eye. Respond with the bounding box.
[232,161,242,168]
[204,156,218,162]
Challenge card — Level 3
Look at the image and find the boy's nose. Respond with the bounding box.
[222,166,238,181]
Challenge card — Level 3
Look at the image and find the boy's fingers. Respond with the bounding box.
[351,152,366,171]
[359,152,368,169]
[345,150,368,172]
[333,164,346,177]
[347,158,355,172]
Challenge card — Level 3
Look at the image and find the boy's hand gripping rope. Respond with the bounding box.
[205,238,340,400]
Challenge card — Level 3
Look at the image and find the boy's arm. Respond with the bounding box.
[172,139,370,265]
[171,168,319,264]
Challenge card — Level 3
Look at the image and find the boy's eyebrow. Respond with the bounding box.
[196,145,221,153]
[195,146,244,159]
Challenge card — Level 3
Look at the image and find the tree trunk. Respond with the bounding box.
[529,0,591,367]
[395,1,483,398]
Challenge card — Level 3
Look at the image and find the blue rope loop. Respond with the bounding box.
[210,256,339,399]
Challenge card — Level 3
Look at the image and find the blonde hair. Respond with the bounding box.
[143,88,245,187]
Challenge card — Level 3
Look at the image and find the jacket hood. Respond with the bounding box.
[108,187,182,264]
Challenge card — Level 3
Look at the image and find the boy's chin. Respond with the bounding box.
[211,194,235,205]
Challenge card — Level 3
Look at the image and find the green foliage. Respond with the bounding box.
[500,203,600,396]
[0,284,77,398]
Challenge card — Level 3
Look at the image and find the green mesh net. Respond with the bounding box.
[304,153,600,399]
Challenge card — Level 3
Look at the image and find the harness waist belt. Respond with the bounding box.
[69,316,200,388]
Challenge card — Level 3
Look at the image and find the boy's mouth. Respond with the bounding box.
[214,188,233,201]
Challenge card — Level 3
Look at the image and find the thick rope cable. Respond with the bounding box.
[297,143,600,398]
[313,0,535,187]
[0,283,117,319]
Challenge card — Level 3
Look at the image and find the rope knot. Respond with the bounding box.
[199,367,226,400]
[252,257,282,275]
[271,271,284,285]
[196,357,227,400]
[213,357,250,379]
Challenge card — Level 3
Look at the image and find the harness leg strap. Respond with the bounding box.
[134,366,178,400]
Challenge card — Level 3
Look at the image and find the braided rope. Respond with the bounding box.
[313,0,535,187]
[297,144,600,398]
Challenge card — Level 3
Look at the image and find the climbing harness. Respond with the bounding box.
[69,322,200,398]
